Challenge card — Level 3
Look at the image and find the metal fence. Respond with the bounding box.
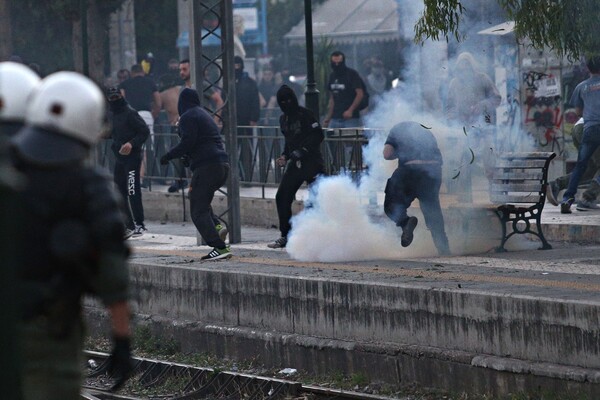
[96,124,379,197]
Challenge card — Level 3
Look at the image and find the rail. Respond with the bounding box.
[96,125,376,198]
[82,350,397,400]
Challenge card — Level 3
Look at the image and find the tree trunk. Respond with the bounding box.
[87,0,106,84]
[0,0,13,60]
[72,18,83,73]
[72,0,109,84]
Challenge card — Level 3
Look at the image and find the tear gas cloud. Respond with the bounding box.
[286,3,536,262]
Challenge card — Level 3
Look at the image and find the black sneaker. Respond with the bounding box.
[560,198,574,214]
[401,216,418,247]
[546,181,560,206]
[267,237,287,248]
[133,224,147,237]
[201,246,232,260]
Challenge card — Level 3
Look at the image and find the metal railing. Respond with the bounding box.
[96,124,376,198]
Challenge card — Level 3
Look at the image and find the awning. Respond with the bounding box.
[477,21,515,36]
[284,0,399,45]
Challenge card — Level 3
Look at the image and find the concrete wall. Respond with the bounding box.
[86,260,600,396]
[123,263,600,371]
[142,190,303,228]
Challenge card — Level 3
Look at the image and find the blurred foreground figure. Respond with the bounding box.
[0,61,40,400]
[383,122,450,256]
[10,71,133,400]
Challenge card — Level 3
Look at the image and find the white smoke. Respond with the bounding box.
[287,94,449,262]
[285,3,536,262]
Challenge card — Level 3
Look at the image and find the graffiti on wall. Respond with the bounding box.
[521,69,565,155]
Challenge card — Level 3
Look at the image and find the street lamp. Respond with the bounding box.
[304,0,319,120]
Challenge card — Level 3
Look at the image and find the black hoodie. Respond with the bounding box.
[108,97,150,159]
[165,88,227,169]
[277,85,324,166]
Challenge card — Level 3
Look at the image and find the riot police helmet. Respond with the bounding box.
[11,71,106,165]
[0,62,40,132]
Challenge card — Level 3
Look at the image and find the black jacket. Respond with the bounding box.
[108,99,149,160]
[235,72,260,125]
[277,85,324,168]
[165,88,228,170]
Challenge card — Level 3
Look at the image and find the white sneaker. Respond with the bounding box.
[576,199,600,211]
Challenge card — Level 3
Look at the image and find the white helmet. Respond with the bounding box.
[26,71,105,145]
[11,71,106,165]
[0,62,40,123]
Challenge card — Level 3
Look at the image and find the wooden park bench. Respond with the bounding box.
[490,152,556,251]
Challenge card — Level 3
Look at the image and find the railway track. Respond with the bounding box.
[82,351,397,400]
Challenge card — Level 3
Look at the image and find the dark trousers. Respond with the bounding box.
[276,161,323,238]
[384,164,449,255]
[190,163,229,248]
[238,127,254,182]
[114,154,144,229]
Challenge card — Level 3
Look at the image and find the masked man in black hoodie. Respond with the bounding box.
[107,87,150,239]
[268,85,325,249]
[160,88,231,260]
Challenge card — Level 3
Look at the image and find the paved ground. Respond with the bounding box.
[129,203,600,305]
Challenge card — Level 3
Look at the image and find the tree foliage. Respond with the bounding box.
[134,0,178,68]
[8,0,126,74]
[414,0,599,60]
[267,0,327,64]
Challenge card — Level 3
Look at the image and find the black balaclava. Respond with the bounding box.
[276,85,299,114]
[330,58,347,74]
[234,56,244,80]
[107,87,127,112]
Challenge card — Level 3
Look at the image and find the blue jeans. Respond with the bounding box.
[564,124,600,201]
[384,164,450,255]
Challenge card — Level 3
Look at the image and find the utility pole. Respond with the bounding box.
[304,0,319,120]
[188,0,241,243]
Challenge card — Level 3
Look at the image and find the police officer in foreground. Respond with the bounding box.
[10,71,134,400]
[0,61,40,400]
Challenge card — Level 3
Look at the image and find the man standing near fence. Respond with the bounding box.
[106,87,150,238]
[234,56,261,182]
[268,85,325,249]
[383,121,450,256]
[323,51,365,129]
